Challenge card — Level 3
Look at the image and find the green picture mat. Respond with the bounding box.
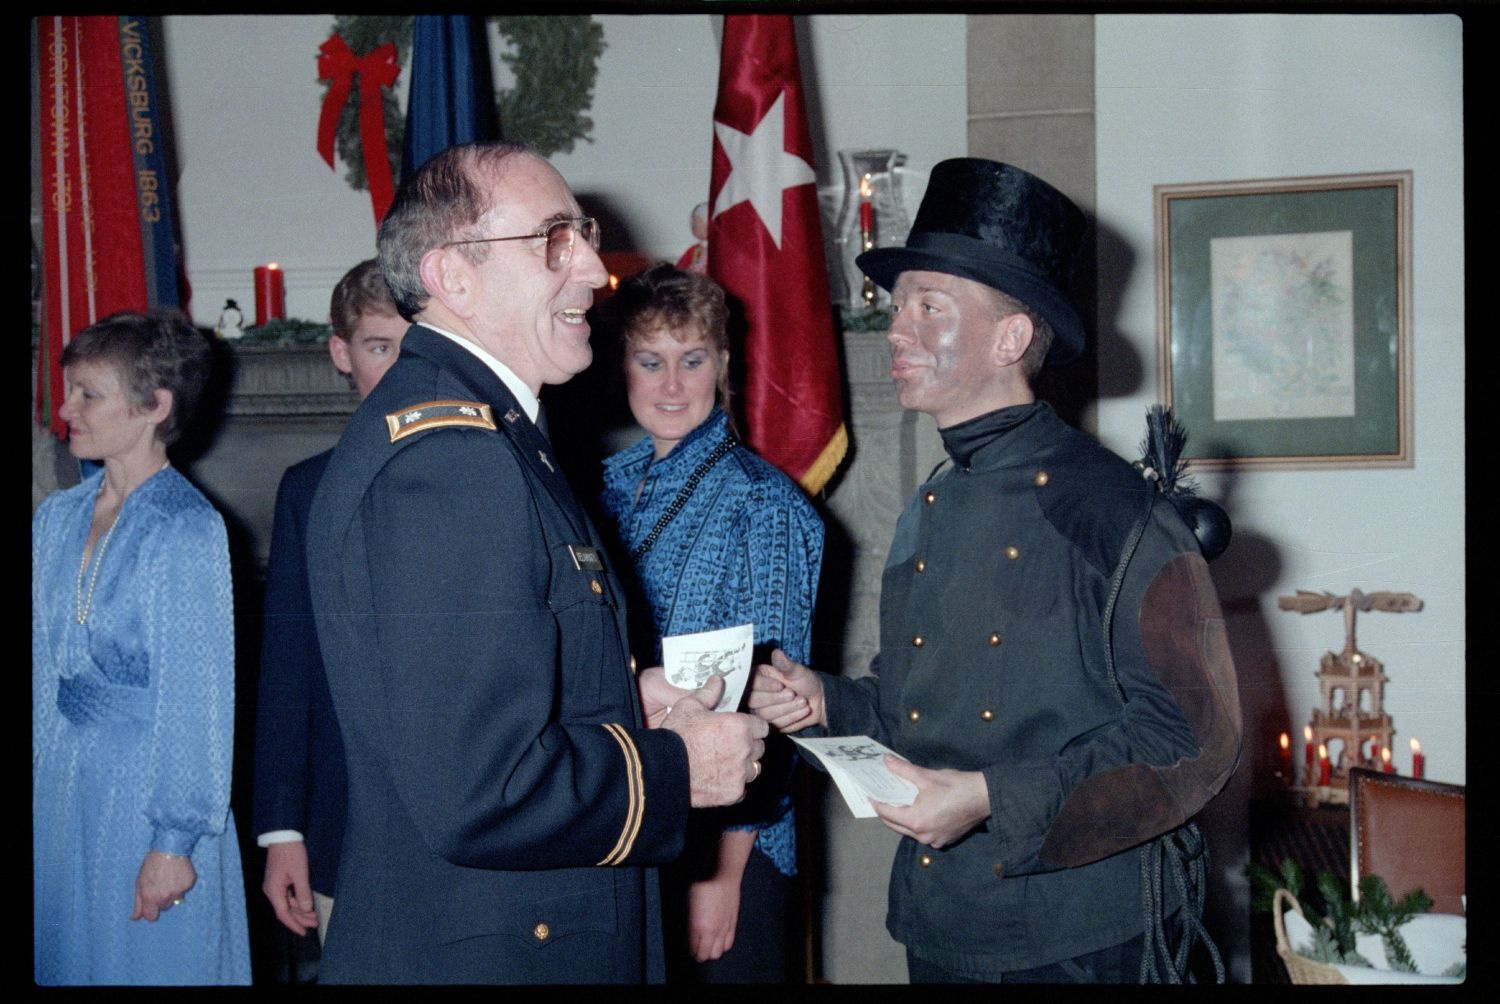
[1165,183,1403,462]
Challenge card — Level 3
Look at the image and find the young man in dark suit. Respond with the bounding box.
[254,259,407,947]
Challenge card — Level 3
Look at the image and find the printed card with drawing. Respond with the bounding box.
[661,623,754,713]
[792,736,918,818]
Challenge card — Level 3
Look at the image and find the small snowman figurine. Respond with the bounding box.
[216,298,245,340]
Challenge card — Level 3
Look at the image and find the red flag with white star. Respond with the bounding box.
[707,15,846,495]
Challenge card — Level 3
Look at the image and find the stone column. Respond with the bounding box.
[967,14,1098,430]
[811,325,945,984]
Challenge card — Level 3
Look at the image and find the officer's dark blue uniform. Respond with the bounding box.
[307,325,691,983]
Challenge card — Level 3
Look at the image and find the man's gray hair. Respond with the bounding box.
[376,140,533,320]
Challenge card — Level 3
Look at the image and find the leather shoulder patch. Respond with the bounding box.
[386,400,496,443]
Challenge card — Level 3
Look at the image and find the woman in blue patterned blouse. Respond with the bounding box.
[600,265,824,983]
[32,311,251,984]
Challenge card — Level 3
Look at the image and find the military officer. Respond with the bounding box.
[306,141,767,984]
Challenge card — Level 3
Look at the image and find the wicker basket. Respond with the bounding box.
[1273,888,1348,985]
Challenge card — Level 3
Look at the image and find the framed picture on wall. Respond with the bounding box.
[1153,171,1412,469]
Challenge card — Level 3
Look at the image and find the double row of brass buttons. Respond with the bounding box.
[903,472,1050,726]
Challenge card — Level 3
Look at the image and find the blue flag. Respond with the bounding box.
[119,15,180,309]
[401,16,497,181]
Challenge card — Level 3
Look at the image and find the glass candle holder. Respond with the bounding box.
[831,149,910,308]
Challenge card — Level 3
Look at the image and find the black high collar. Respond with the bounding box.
[938,401,1046,469]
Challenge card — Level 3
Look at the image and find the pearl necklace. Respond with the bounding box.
[74,461,169,625]
[75,514,121,625]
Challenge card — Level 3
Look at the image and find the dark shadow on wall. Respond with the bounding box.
[1191,460,1289,984]
[1202,522,1288,984]
[1091,212,1284,983]
[1034,209,1114,429]
[1092,217,1147,403]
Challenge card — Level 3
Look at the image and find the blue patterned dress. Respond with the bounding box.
[601,408,824,878]
[32,467,251,985]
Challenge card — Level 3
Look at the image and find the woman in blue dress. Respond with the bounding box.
[33,311,251,985]
[599,265,824,982]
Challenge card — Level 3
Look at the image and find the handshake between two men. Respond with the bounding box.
[638,667,769,807]
[641,650,990,849]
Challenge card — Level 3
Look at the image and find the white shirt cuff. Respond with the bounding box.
[257,829,306,847]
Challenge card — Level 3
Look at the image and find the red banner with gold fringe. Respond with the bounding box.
[706,15,846,496]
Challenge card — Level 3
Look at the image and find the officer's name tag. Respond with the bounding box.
[568,545,605,571]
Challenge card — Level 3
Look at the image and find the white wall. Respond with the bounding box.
[161,14,965,327]
[1095,14,1465,785]
[163,16,376,325]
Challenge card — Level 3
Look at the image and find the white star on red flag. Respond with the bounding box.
[711,91,817,250]
[706,15,847,495]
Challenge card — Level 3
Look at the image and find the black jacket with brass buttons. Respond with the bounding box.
[820,402,1241,974]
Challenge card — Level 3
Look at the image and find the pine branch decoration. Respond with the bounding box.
[1247,859,1450,974]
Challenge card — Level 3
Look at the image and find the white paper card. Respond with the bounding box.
[793,736,918,817]
[662,623,754,713]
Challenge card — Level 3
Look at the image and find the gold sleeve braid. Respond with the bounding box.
[596,723,644,865]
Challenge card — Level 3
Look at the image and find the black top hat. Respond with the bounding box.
[857,158,1088,367]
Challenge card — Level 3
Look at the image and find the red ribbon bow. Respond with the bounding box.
[317,35,400,225]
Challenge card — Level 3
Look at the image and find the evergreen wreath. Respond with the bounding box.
[323,15,606,193]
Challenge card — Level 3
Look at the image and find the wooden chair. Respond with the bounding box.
[1348,767,1465,915]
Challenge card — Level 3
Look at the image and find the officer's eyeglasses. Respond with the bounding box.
[444,217,601,272]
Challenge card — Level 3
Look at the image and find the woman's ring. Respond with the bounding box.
[750,760,762,782]
[171,898,184,906]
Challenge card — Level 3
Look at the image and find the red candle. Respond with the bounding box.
[1317,744,1330,786]
[1381,746,1394,773]
[1410,738,1424,779]
[1278,732,1291,779]
[1368,736,1380,765]
[254,263,286,327]
[1303,725,1314,782]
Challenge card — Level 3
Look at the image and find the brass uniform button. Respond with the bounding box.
[533,922,550,942]
[908,709,920,723]
[924,491,937,505]
[993,863,1005,880]
[988,632,1002,646]
[912,635,925,648]
[1005,545,1020,561]
[1033,470,1050,486]
[589,579,603,595]
[919,853,933,867]
[628,655,637,674]
[914,558,926,573]
[980,709,995,722]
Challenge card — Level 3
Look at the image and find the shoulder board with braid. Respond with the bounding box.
[385,400,496,443]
